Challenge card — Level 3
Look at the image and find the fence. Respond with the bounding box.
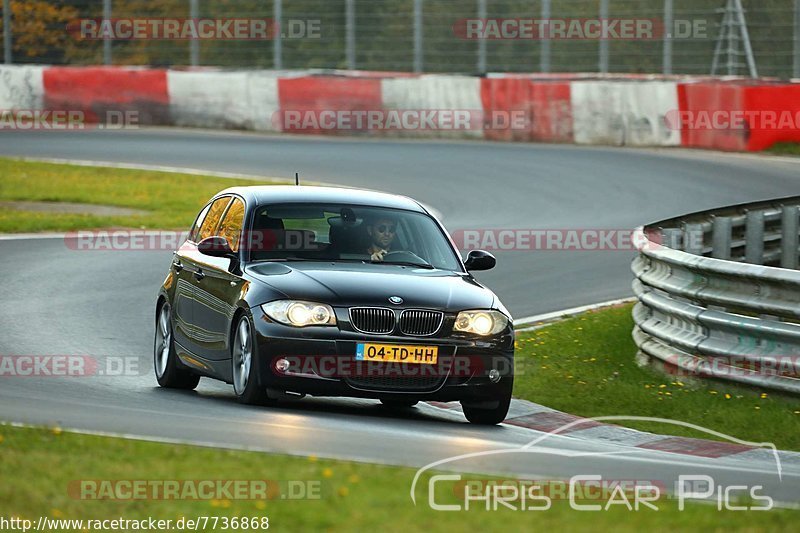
[0,0,798,78]
[632,196,800,394]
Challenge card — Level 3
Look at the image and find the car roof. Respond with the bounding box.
[215,186,427,213]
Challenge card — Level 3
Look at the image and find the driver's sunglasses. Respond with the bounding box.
[376,224,396,234]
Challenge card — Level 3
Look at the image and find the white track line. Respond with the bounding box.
[514,297,636,330]
[9,156,290,182]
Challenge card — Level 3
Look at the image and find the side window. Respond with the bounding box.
[217,198,245,252]
[197,197,232,242]
[189,203,212,243]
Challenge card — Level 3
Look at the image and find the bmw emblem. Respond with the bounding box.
[388,296,403,305]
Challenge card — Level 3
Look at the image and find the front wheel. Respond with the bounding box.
[232,314,270,405]
[461,377,512,425]
[154,302,200,390]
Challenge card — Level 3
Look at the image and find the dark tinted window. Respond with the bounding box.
[249,203,461,271]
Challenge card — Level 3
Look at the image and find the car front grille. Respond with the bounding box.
[349,307,395,334]
[399,310,444,336]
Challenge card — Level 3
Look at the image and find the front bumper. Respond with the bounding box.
[252,311,514,402]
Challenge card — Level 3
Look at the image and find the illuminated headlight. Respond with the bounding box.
[261,300,336,327]
[454,310,508,336]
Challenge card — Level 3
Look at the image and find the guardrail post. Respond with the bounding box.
[189,0,199,67]
[2,0,10,64]
[745,210,765,265]
[273,0,283,69]
[782,205,800,269]
[413,0,423,73]
[663,0,673,75]
[477,0,487,73]
[103,0,112,65]
[346,0,356,70]
[540,0,551,73]
[598,0,610,74]
[684,223,705,255]
[711,216,732,260]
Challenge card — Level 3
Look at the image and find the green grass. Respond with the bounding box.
[0,158,286,233]
[0,425,797,532]
[766,142,800,156]
[513,304,800,450]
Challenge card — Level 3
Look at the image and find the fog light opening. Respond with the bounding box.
[488,369,501,383]
[275,358,291,373]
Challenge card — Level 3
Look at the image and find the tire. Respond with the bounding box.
[231,314,271,405]
[154,302,200,390]
[380,399,419,409]
[461,377,513,425]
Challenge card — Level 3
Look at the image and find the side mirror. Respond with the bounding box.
[198,236,236,258]
[463,250,496,271]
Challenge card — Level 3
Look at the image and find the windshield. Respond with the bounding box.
[246,203,462,271]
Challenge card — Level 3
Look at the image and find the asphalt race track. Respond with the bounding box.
[2,129,800,503]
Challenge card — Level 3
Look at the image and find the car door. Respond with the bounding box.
[171,202,212,351]
[191,196,247,362]
[180,195,232,358]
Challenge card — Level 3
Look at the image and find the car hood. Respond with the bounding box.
[245,262,496,312]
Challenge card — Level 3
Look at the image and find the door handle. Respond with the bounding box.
[172,259,183,272]
[193,269,205,281]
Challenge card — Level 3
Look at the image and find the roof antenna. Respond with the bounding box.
[295,172,300,186]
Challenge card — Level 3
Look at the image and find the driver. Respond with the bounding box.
[366,216,397,262]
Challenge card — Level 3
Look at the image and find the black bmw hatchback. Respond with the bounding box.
[155,186,514,424]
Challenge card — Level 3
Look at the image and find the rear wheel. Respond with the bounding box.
[154,302,200,390]
[380,399,419,409]
[461,378,512,425]
[232,315,270,405]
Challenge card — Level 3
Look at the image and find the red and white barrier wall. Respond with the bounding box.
[3,64,800,152]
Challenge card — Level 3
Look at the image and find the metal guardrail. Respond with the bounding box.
[631,196,800,394]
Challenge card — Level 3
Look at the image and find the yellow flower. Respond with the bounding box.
[308,455,318,462]
[724,394,732,399]
[665,392,672,396]
[658,384,667,389]
[52,426,62,436]
[210,499,220,507]
[255,501,266,510]
[760,393,768,399]
[709,391,718,395]
[337,486,349,497]
[51,509,63,518]
[644,384,650,389]
[754,406,761,410]
[220,500,231,508]
[348,474,360,484]
[322,468,334,478]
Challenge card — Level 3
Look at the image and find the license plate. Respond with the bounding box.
[355,343,438,364]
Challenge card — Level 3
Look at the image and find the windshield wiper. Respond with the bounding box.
[376,260,435,269]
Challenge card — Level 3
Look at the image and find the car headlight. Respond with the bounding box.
[261,300,337,327]
[454,310,508,336]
